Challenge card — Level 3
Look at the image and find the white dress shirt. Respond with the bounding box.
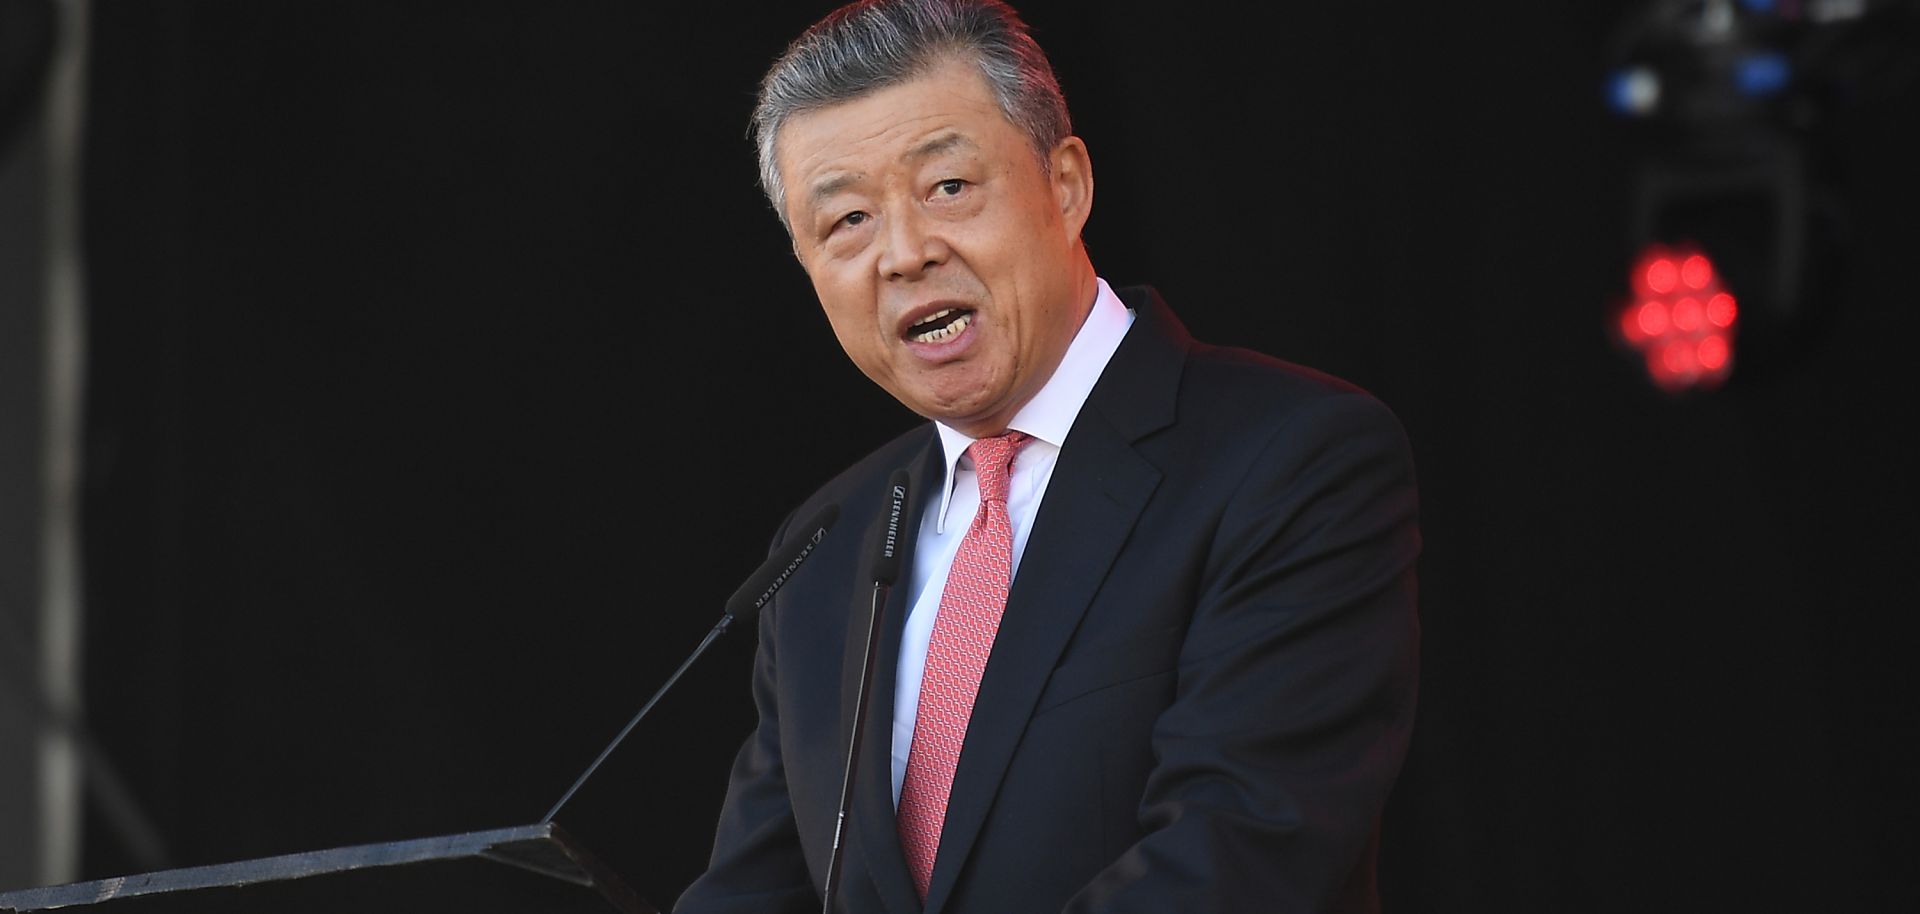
[890,277,1135,803]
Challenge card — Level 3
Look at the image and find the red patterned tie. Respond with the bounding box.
[896,430,1031,900]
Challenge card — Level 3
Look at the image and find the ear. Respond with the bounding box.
[1048,136,1094,239]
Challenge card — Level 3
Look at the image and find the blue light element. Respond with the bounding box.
[1734,52,1791,97]
[1738,0,1776,14]
[1605,66,1660,117]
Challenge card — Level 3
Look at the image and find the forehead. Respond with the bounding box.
[775,59,1025,209]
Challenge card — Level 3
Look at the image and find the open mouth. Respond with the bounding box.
[905,307,974,344]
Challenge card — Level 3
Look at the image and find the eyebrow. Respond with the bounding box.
[804,132,980,210]
[906,131,976,162]
[807,173,864,208]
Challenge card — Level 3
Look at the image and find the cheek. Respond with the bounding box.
[810,270,862,325]
[818,300,866,349]
[813,283,888,367]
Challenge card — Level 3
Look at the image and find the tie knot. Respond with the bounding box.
[966,431,1030,503]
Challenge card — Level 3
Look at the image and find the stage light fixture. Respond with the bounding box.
[1598,0,1915,394]
[1614,243,1740,392]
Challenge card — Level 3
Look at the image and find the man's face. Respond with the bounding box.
[775,57,1094,438]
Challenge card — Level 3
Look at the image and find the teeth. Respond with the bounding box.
[911,311,971,344]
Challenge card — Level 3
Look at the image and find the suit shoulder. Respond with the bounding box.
[1183,341,1400,426]
[1169,343,1419,509]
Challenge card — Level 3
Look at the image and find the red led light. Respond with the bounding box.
[1645,258,1679,294]
[1671,297,1704,332]
[1680,254,1712,290]
[1697,334,1729,371]
[1615,244,1736,393]
[1636,300,1669,336]
[1662,339,1696,374]
[1645,350,1673,384]
[1620,308,1645,342]
[1707,293,1737,328]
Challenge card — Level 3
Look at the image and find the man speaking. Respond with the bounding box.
[674,1,1421,911]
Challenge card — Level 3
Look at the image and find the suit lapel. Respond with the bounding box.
[920,287,1188,914]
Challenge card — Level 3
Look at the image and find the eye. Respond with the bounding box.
[833,210,870,233]
[933,178,967,197]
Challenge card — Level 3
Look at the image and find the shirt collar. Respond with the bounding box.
[931,277,1136,527]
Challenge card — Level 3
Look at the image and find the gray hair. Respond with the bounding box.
[751,0,1072,230]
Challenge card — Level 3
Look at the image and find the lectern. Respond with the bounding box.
[0,822,654,913]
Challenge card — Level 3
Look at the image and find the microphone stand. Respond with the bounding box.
[821,578,889,912]
[821,471,908,913]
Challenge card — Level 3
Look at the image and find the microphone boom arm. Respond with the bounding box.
[542,618,732,823]
[540,503,839,824]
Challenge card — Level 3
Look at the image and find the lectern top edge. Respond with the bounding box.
[0,821,653,914]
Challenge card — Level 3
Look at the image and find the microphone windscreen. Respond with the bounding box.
[871,469,910,586]
[724,503,838,623]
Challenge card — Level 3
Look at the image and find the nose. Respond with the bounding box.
[876,208,947,281]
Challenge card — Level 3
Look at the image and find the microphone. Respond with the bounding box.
[821,470,909,912]
[542,502,838,823]
[724,503,840,626]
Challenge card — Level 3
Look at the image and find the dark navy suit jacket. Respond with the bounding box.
[676,286,1421,914]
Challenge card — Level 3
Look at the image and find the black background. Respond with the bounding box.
[56,1,1919,911]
